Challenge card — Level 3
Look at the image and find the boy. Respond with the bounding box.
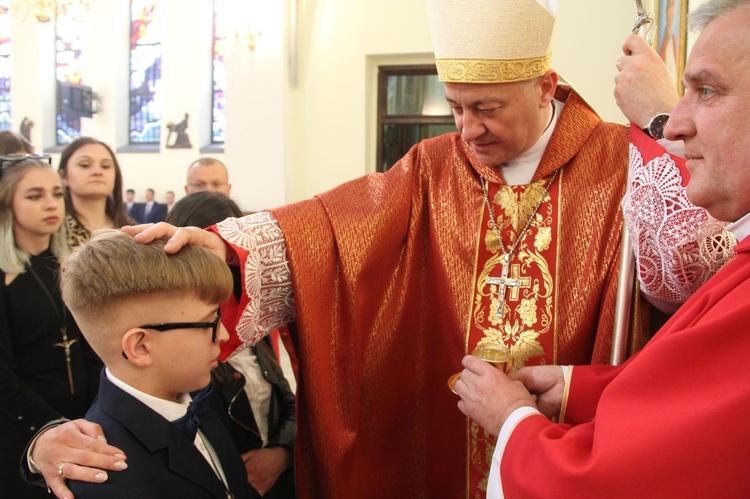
[61,230,251,498]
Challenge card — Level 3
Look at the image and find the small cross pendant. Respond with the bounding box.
[54,327,78,395]
[485,254,523,319]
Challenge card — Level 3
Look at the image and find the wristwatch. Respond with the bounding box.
[642,113,670,140]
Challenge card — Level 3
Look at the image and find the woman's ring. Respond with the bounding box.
[57,462,68,478]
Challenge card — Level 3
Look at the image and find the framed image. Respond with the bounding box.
[652,0,689,93]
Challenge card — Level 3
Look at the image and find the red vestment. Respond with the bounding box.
[497,236,750,498]
[223,87,645,498]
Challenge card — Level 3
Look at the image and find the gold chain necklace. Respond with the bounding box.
[481,168,560,319]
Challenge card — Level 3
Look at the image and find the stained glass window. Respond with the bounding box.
[0,2,11,131]
[129,0,162,145]
[212,0,230,144]
[56,9,84,144]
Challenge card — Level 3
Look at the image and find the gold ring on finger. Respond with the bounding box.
[56,462,68,478]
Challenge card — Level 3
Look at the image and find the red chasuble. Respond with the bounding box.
[499,236,750,498]
[227,87,645,499]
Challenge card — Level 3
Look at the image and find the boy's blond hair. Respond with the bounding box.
[61,230,232,356]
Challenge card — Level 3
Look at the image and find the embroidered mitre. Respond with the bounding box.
[426,0,557,83]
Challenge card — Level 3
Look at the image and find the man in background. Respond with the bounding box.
[186,158,232,196]
[165,190,175,212]
[124,188,136,217]
[130,188,167,224]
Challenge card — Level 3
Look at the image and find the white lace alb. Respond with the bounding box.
[622,144,736,305]
[216,212,295,347]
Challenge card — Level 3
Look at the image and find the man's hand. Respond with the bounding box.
[32,419,127,499]
[614,34,679,128]
[455,355,536,437]
[241,447,290,496]
[510,365,565,419]
[122,222,227,260]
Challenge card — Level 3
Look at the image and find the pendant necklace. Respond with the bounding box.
[481,168,560,319]
[26,259,78,394]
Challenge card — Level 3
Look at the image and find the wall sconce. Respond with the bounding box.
[232,24,261,51]
[9,0,89,23]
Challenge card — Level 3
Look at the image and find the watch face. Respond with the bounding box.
[649,114,670,139]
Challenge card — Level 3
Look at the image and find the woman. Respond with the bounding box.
[0,156,101,497]
[58,137,130,248]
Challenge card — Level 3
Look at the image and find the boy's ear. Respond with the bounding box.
[122,328,153,367]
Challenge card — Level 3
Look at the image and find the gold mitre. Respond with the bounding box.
[426,0,556,83]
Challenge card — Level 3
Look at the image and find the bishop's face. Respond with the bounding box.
[444,72,557,167]
[664,5,750,222]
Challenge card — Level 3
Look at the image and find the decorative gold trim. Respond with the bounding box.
[558,365,574,423]
[436,55,551,83]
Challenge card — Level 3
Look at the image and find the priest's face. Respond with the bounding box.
[664,5,750,222]
[444,72,557,167]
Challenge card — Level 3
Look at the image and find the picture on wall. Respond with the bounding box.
[652,0,689,94]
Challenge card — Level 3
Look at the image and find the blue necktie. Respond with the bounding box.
[171,386,214,442]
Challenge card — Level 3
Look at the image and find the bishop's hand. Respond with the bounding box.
[455,355,536,437]
[122,222,227,261]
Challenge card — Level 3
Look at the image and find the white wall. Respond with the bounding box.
[9,0,650,209]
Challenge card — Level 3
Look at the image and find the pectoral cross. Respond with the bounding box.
[486,254,526,319]
[54,327,78,395]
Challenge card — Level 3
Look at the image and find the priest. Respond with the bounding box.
[457,1,750,496]
[615,31,735,313]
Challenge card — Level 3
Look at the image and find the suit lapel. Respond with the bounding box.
[199,408,250,496]
[96,372,238,498]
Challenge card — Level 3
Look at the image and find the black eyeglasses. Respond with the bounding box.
[138,308,223,343]
[0,154,53,180]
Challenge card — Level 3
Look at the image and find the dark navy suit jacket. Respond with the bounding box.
[68,371,251,499]
[129,202,168,224]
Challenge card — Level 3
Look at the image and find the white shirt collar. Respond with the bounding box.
[727,211,750,242]
[106,368,191,422]
[500,99,564,186]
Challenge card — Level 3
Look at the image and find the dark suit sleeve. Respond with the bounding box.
[130,203,145,224]
[153,203,168,223]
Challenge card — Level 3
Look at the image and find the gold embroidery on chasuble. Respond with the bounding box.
[472,177,559,369]
[467,175,560,497]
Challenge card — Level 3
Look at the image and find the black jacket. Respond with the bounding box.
[211,336,296,498]
[69,371,251,499]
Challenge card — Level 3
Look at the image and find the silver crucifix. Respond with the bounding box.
[54,327,78,395]
[485,253,524,319]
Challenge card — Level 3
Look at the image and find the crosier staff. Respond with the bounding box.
[610,0,654,366]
